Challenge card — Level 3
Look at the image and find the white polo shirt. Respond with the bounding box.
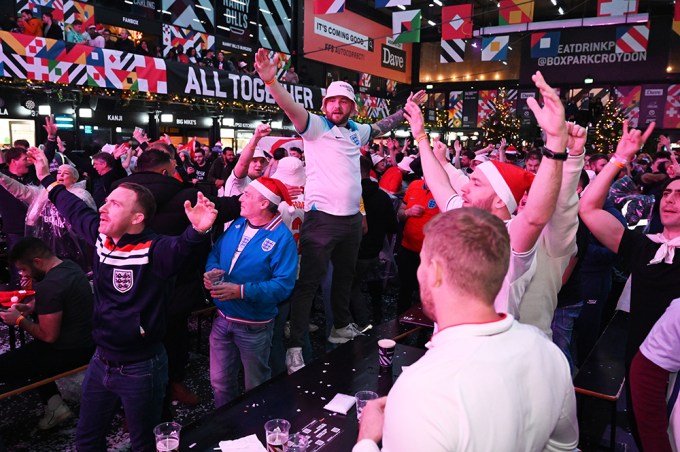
[298,113,372,216]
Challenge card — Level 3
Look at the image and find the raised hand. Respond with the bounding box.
[403,101,425,136]
[667,152,680,179]
[43,115,57,139]
[432,137,447,162]
[184,192,217,234]
[565,122,587,155]
[526,71,567,150]
[26,146,50,180]
[254,48,278,83]
[133,128,149,144]
[615,120,655,162]
[454,139,462,154]
[254,123,272,139]
[407,90,427,106]
[56,136,66,152]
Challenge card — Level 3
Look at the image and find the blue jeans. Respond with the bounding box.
[551,302,584,372]
[76,348,168,452]
[209,315,274,408]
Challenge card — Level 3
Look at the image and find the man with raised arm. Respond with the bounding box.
[254,48,426,373]
[27,147,218,452]
[403,71,568,317]
[579,120,680,444]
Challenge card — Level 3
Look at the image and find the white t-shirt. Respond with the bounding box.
[353,315,578,452]
[298,113,372,216]
[223,173,251,197]
[228,224,259,273]
[640,298,680,451]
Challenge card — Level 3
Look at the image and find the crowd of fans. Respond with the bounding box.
[0,46,679,451]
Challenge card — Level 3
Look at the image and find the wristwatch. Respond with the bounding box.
[541,146,568,161]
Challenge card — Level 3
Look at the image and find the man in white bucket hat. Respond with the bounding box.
[255,48,425,373]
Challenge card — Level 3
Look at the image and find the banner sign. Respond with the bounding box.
[614,85,641,128]
[520,20,667,84]
[517,90,537,126]
[215,0,259,53]
[84,110,150,125]
[664,85,680,129]
[166,61,325,110]
[639,84,667,127]
[462,90,478,129]
[477,90,497,128]
[303,0,412,83]
[448,90,463,128]
[98,0,160,20]
[95,6,162,35]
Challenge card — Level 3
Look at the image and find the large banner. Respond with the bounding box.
[614,85,641,128]
[477,90,497,128]
[166,61,325,109]
[462,90,478,129]
[303,0,412,84]
[520,20,668,84]
[664,85,680,129]
[639,84,667,127]
[517,89,537,126]
[448,90,463,128]
[215,0,258,53]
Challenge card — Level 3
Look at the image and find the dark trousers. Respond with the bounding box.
[350,257,383,326]
[0,341,93,403]
[397,248,421,315]
[269,300,313,376]
[289,211,363,348]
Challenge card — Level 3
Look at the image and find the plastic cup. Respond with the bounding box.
[264,419,290,452]
[287,432,310,452]
[355,390,379,422]
[153,421,181,452]
[378,339,396,367]
[207,269,226,287]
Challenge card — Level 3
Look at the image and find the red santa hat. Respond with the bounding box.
[249,177,295,213]
[476,161,535,214]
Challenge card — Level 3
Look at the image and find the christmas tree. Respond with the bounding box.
[481,89,521,145]
[591,99,625,154]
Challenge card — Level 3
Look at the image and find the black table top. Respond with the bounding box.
[398,304,434,329]
[180,322,426,452]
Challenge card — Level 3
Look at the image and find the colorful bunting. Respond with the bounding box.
[392,10,421,44]
[615,23,649,53]
[376,0,411,7]
[448,91,463,128]
[440,39,465,63]
[530,31,560,58]
[597,0,638,16]
[442,4,473,40]
[499,0,533,25]
[314,0,345,14]
[481,35,509,61]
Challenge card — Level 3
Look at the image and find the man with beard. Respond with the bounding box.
[354,208,578,451]
[0,238,94,430]
[208,146,237,194]
[254,48,425,373]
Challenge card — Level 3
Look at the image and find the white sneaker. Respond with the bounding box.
[308,323,319,333]
[38,395,73,430]
[328,323,363,344]
[286,347,305,374]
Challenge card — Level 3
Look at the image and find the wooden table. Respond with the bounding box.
[180,322,426,451]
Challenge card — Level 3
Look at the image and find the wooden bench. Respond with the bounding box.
[573,310,628,451]
[0,364,88,401]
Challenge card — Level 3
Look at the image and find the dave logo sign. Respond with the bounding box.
[381,45,406,72]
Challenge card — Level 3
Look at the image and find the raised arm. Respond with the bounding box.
[508,71,568,254]
[0,170,39,204]
[370,91,426,138]
[542,122,586,258]
[404,101,457,210]
[579,120,655,253]
[233,123,271,179]
[255,49,308,131]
